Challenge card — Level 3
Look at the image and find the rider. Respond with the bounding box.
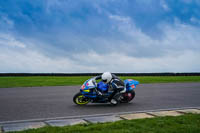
[93,72,125,101]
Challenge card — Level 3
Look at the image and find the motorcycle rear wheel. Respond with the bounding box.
[120,90,135,103]
[73,92,90,105]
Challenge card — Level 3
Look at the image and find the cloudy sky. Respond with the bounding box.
[0,0,200,73]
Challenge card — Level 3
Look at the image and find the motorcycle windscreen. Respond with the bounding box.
[81,79,96,90]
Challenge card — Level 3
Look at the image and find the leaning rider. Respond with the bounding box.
[93,72,125,101]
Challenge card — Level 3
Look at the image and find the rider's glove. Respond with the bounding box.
[97,90,103,96]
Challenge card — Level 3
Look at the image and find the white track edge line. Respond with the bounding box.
[0,106,199,125]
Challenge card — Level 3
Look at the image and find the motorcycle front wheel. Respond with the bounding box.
[73,92,90,105]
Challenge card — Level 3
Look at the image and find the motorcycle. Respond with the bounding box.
[73,78,139,105]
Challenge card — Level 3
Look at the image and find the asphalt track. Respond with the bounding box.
[0,83,200,122]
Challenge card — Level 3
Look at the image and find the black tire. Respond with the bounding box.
[120,90,135,103]
[73,92,90,105]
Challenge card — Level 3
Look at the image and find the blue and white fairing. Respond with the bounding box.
[80,78,96,92]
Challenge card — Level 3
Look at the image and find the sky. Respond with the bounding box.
[0,0,200,73]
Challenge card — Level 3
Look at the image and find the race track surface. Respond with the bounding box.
[0,83,200,122]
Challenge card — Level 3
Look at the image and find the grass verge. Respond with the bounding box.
[0,76,200,88]
[10,114,200,133]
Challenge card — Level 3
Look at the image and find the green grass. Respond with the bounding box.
[10,114,200,133]
[0,76,92,88]
[120,76,200,84]
[0,76,200,88]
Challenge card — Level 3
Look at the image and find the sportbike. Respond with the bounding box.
[73,78,139,105]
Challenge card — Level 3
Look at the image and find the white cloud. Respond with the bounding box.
[160,0,170,11]
[1,16,14,28]
[161,21,200,52]
[0,15,200,72]
[0,33,26,48]
[107,15,200,57]
[72,50,200,72]
[1,46,199,73]
[109,15,131,24]
[190,16,200,24]
[0,47,90,73]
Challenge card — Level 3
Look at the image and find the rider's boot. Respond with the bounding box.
[109,92,121,105]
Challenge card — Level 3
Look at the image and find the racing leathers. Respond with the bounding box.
[94,74,125,100]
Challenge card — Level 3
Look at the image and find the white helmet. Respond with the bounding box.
[102,72,112,83]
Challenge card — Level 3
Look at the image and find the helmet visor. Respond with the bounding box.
[102,79,107,83]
